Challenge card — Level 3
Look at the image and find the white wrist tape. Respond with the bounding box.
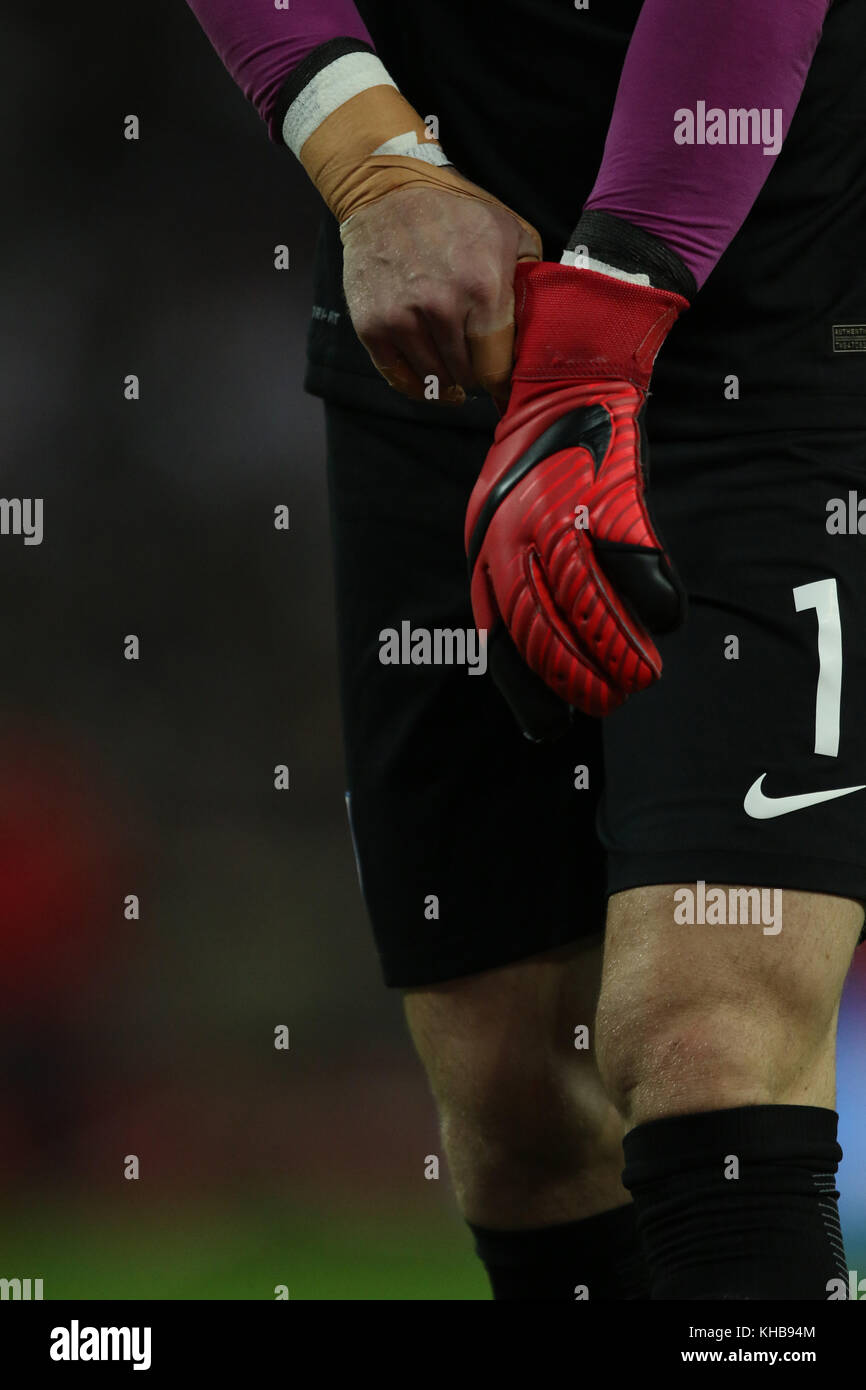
[560,249,651,286]
[282,50,449,168]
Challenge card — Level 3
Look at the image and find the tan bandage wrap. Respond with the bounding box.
[299,84,541,246]
[300,82,540,406]
[299,84,439,223]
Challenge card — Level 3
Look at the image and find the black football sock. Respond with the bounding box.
[468,1202,650,1301]
[622,1104,848,1300]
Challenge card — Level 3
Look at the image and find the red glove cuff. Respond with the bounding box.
[512,261,689,393]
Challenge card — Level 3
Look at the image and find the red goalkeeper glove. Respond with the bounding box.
[465,253,690,738]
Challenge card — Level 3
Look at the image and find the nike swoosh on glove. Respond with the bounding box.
[465,260,689,739]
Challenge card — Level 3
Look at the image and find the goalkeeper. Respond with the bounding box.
[188,0,866,1301]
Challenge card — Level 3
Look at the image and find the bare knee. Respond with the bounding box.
[595,885,861,1129]
[596,995,794,1126]
[406,954,608,1161]
[403,945,626,1216]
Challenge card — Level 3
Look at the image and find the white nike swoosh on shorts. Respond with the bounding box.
[744,773,866,820]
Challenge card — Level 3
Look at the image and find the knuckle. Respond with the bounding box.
[464,268,506,305]
[354,307,408,341]
[419,289,457,325]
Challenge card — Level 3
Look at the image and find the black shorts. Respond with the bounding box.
[325,401,866,988]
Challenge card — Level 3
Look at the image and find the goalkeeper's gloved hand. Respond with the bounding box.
[465,221,694,738]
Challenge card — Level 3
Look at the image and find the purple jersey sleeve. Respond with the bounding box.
[186,0,373,139]
[584,0,831,287]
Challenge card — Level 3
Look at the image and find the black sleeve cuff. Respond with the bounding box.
[567,210,697,301]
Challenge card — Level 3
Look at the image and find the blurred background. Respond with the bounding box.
[0,4,863,1300]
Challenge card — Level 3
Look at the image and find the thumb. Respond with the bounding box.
[467,247,539,412]
[467,321,515,413]
[516,218,542,263]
